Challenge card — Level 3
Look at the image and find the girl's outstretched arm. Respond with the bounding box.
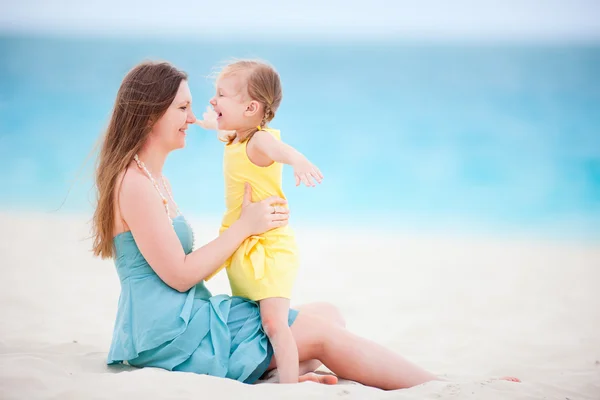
[248,130,324,187]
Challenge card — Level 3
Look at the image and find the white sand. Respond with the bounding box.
[1,211,599,399]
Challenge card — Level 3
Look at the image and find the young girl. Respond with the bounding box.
[197,60,323,384]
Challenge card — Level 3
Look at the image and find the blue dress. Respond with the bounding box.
[107,215,298,383]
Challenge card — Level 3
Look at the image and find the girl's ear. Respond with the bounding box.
[245,100,261,117]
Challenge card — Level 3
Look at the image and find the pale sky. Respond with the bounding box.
[1,0,599,41]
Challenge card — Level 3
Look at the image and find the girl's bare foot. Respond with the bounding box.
[298,372,338,385]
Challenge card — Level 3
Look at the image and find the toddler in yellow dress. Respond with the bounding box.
[196,60,323,383]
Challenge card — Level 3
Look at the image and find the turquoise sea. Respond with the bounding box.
[1,35,599,238]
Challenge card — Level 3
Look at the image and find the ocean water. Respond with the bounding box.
[1,36,599,238]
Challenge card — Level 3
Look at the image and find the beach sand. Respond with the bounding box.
[1,211,599,399]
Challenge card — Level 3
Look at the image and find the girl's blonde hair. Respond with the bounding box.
[215,59,282,143]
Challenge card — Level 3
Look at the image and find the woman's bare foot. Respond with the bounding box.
[298,372,338,385]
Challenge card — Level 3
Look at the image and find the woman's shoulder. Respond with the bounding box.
[113,165,155,235]
[119,165,153,198]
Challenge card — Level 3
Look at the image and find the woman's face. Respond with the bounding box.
[150,80,196,151]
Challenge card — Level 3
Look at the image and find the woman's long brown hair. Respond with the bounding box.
[92,61,187,259]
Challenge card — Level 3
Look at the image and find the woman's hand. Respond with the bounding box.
[238,183,289,236]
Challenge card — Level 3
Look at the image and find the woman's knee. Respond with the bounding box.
[308,302,346,328]
[290,312,335,360]
[327,302,346,328]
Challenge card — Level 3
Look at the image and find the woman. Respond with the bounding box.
[93,60,516,389]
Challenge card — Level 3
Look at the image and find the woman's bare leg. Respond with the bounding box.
[294,302,345,375]
[294,302,346,328]
[273,311,439,390]
[274,302,518,389]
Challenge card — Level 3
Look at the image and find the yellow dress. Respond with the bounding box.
[205,128,299,301]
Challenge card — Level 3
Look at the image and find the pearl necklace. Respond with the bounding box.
[133,154,181,224]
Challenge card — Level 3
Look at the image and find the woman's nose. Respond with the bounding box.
[187,111,197,124]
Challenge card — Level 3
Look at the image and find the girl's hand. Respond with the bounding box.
[292,156,323,187]
[195,106,218,130]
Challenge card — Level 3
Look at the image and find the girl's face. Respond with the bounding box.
[210,74,256,132]
[150,80,196,151]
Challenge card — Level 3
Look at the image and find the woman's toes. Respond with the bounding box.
[499,376,521,382]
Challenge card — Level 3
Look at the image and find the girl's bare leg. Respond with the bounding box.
[264,302,342,384]
[260,297,298,383]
